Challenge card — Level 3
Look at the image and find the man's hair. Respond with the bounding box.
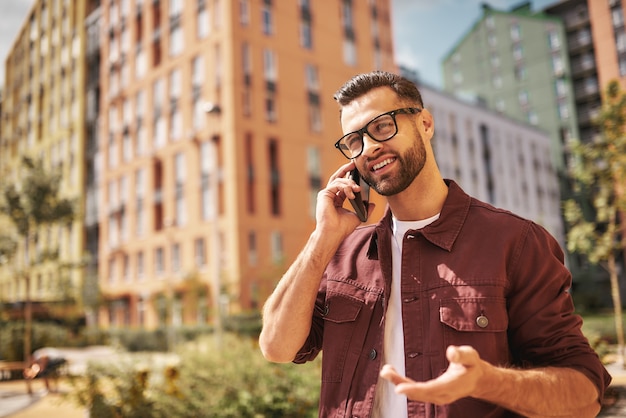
[333,71,424,108]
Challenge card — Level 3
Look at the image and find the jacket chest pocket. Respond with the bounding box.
[439,297,510,366]
[321,294,363,382]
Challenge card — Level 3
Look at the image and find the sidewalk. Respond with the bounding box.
[0,379,84,418]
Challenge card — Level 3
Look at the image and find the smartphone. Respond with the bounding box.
[348,168,370,222]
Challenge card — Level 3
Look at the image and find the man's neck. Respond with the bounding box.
[387,174,448,221]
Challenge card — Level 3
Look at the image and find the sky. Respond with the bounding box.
[0,0,561,90]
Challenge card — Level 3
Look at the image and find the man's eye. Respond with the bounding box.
[345,134,361,150]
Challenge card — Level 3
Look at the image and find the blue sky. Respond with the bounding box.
[1,1,560,88]
[391,0,560,88]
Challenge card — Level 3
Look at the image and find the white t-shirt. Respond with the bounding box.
[372,213,440,418]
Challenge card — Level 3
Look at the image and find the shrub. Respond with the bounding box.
[68,333,321,418]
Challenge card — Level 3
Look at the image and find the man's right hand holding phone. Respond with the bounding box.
[315,162,374,242]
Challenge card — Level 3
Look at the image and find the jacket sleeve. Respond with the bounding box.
[506,221,612,400]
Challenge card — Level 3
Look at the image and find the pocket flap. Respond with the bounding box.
[323,294,362,324]
[440,297,508,332]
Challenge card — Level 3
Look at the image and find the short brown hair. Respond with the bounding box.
[333,71,424,108]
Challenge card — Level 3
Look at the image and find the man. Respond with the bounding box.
[259,71,611,417]
[23,347,67,393]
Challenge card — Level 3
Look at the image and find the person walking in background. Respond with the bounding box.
[23,347,67,393]
[259,71,611,417]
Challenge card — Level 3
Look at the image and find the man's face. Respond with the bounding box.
[340,87,427,197]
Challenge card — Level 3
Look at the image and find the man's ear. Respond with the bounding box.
[420,108,434,139]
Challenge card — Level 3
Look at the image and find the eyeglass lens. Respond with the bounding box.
[340,113,397,158]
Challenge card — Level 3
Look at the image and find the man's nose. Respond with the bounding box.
[361,134,382,156]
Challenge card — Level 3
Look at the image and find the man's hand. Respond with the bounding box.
[316,161,375,238]
[379,345,486,405]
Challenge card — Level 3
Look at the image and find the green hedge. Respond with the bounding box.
[68,333,321,418]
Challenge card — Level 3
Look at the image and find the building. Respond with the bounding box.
[0,0,567,332]
[97,0,397,329]
[0,0,95,322]
[417,81,563,243]
[544,0,626,144]
[441,2,578,182]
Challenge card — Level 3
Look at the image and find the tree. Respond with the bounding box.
[0,157,76,362]
[564,80,626,366]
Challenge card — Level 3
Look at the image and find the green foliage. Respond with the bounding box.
[68,334,321,418]
[0,157,76,235]
[563,79,626,263]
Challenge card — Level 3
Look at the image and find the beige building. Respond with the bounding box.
[0,0,93,321]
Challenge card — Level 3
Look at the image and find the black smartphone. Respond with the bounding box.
[348,168,370,222]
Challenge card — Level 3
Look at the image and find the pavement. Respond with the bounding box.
[1,350,626,417]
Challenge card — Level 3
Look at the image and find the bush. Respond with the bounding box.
[68,333,321,418]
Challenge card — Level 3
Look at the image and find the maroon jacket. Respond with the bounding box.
[294,180,611,418]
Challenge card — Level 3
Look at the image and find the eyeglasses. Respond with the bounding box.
[334,107,422,159]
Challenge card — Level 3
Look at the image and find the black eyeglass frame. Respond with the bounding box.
[334,107,422,159]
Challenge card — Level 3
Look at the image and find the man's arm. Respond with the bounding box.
[259,161,369,363]
[381,345,601,418]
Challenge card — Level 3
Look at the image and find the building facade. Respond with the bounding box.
[96,0,397,329]
[441,2,578,180]
[0,0,95,321]
[1,0,568,333]
[417,81,563,244]
[545,0,626,144]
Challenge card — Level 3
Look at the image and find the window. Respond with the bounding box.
[135,46,146,78]
[135,168,145,236]
[239,0,249,25]
[137,251,145,280]
[548,30,560,50]
[192,55,205,130]
[612,7,624,27]
[171,243,181,273]
[174,152,186,225]
[269,139,281,216]
[555,79,567,98]
[155,247,164,276]
[195,238,206,267]
[305,64,319,90]
[307,146,321,218]
[513,44,523,61]
[263,48,277,81]
[200,141,217,220]
[300,21,312,49]
[510,23,521,41]
[169,24,183,56]
[271,231,283,263]
[343,39,357,66]
[245,133,255,214]
[248,231,257,266]
[552,54,564,76]
[123,255,130,282]
[518,90,529,106]
[558,102,570,120]
[197,1,210,38]
[262,3,273,35]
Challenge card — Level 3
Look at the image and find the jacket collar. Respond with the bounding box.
[367,179,471,259]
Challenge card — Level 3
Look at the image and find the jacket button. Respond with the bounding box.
[476,315,489,328]
[369,349,377,360]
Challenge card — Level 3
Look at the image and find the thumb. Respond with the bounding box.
[446,345,479,365]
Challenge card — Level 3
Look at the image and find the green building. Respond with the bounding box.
[442,2,578,180]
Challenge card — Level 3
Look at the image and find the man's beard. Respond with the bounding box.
[363,130,427,197]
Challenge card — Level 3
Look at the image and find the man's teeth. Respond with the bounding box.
[373,158,394,171]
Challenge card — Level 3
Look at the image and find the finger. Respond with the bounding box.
[328,161,356,184]
[380,364,413,386]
